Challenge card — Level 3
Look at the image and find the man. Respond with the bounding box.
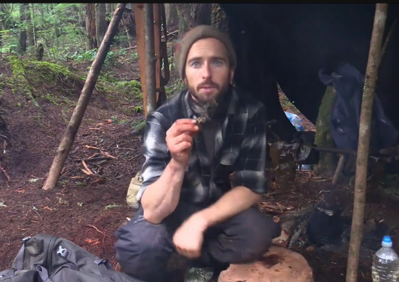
[115,25,281,282]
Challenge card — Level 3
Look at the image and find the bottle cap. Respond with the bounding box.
[382,235,393,247]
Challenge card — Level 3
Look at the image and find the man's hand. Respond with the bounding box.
[172,213,208,259]
[166,119,199,167]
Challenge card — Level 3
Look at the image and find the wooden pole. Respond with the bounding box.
[42,4,126,190]
[345,4,388,282]
[144,3,157,114]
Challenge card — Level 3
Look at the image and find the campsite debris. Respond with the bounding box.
[85,238,100,245]
[81,160,94,175]
[81,169,92,176]
[86,224,109,246]
[258,202,294,214]
[0,161,11,181]
[85,145,100,150]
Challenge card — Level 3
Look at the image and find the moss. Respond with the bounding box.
[98,79,142,100]
[315,85,337,175]
[6,55,39,107]
[6,55,84,103]
[26,60,82,84]
[117,80,142,97]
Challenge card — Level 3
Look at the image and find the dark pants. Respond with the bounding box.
[115,203,281,282]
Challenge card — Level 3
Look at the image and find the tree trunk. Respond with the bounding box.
[211,4,228,32]
[176,4,212,34]
[345,4,388,282]
[42,3,127,191]
[96,3,107,45]
[314,86,337,176]
[25,3,34,47]
[164,4,178,27]
[106,3,112,14]
[19,4,27,53]
[176,4,194,34]
[31,3,37,45]
[40,4,45,22]
[77,7,85,28]
[0,3,3,48]
[85,3,97,50]
[191,4,211,26]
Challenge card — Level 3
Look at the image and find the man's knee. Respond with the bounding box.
[224,208,281,262]
[244,207,281,247]
[114,214,173,279]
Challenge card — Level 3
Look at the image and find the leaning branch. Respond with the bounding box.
[345,4,388,282]
[42,4,127,190]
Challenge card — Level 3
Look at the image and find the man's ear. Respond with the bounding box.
[230,68,235,84]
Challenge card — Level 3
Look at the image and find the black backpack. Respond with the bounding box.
[0,233,144,282]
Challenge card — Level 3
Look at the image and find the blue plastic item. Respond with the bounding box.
[285,112,304,131]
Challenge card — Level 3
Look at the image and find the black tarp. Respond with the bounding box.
[319,63,399,154]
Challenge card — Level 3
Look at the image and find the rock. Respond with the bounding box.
[218,245,313,282]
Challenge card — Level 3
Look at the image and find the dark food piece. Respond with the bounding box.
[195,99,218,125]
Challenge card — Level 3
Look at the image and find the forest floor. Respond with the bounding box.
[1,41,399,282]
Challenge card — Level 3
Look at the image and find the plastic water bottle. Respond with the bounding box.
[372,235,399,282]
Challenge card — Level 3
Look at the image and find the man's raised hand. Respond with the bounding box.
[166,119,199,167]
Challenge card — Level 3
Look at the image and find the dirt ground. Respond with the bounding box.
[1,50,399,282]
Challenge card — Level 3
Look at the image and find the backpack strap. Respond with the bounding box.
[94,259,111,278]
[35,265,53,282]
[14,236,31,270]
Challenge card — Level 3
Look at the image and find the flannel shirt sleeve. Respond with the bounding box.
[232,102,267,194]
[136,111,170,202]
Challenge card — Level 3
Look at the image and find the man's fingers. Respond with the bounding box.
[175,118,197,125]
[173,134,193,146]
[174,124,199,136]
[176,141,192,151]
[176,248,201,259]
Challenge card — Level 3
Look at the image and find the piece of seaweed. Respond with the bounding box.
[195,99,218,125]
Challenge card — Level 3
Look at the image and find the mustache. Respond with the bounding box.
[197,81,219,89]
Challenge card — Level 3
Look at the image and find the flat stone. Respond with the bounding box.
[218,245,313,282]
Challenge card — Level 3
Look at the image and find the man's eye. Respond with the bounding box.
[213,60,223,66]
[191,61,201,67]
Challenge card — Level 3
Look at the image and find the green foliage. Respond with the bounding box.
[116,80,142,97]
[1,3,87,55]
[165,78,185,96]
[69,48,128,67]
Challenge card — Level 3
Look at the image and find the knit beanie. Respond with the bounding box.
[174,25,237,79]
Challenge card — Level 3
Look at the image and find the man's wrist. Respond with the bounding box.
[192,208,215,231]
[168,158,186,172]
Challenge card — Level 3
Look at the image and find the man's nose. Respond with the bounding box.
[201,63,211,79]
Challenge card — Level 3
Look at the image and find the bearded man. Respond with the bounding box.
[115,25,281,282]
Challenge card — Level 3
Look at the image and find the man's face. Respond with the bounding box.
[185,38,234,105]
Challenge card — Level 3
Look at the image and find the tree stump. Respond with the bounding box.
[218,246,313,282]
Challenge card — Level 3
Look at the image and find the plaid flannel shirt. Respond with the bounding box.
[136,87,267,206]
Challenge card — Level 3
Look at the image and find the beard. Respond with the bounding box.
[188,76,231,106]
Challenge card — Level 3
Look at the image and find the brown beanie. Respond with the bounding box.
[174,25,237,79]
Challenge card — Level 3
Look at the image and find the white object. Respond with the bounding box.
[372,235,399,282]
